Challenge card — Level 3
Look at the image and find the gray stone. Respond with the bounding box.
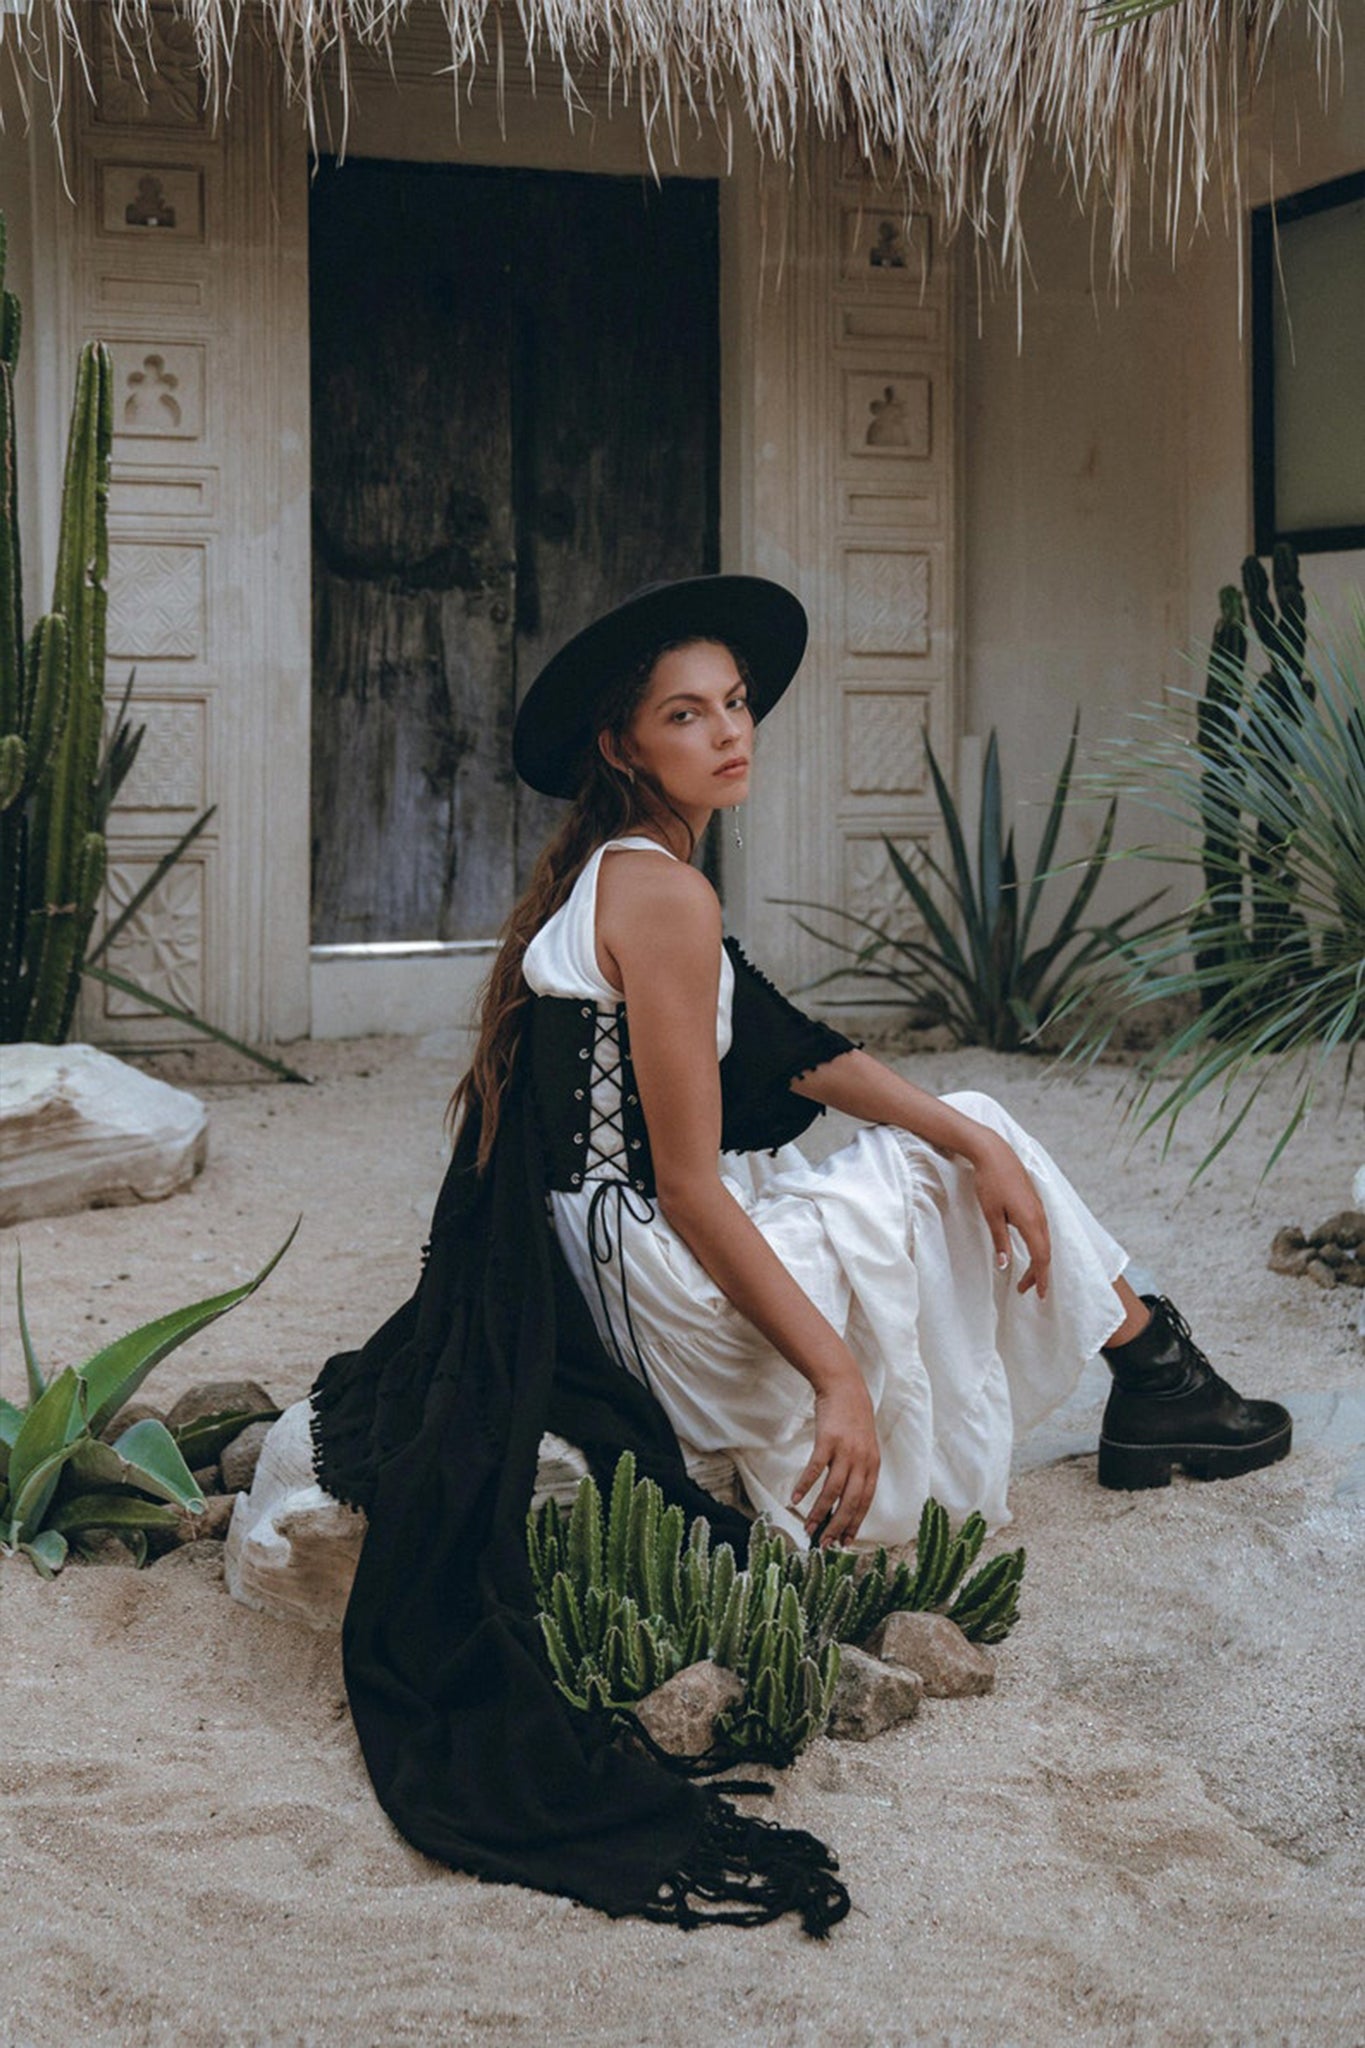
[634,1661,745,1757]
[1308,1210,1365,1249]
[870,1610,996,1697]
[827,1644,923,1740]
[163,1492,237,1546]
[1306,1258,1338,1290]
[219,1420,275,1494]
[1268,1227,1312,1277]
[166,1380,276,1432]
[190,1464,222,1494]
[0,1043,207,1226]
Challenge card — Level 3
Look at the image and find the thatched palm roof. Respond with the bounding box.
[6,1,1344,275]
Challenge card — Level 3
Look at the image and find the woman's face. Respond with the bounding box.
[610,639,753,823]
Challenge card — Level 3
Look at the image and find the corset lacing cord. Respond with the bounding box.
[587,1179,658,1393]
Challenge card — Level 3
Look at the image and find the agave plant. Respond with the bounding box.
[1068,618,1365,1178]
[782,718,1163,1050]
[0,1227,294,1575]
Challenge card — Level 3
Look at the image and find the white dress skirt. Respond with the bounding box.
[522,837,1129,1548]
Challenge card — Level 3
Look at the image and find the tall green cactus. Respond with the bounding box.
[1,208,113,1044]
[23,340,113,1043]
[1194,543,1316,1027]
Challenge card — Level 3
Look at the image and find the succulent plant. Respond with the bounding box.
[528,1457,1026,1757]
[0,1227,294,1575]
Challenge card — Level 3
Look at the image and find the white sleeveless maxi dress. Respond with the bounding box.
[522,837,1129,1547]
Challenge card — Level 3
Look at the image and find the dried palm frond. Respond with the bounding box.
[0,0,1343,287]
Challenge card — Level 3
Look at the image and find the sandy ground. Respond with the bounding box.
[2,1035,1363,2048]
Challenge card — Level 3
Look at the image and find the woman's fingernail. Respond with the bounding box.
[996,1251,1010,1269]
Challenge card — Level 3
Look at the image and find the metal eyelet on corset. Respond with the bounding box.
[581,1005,593,1018]
[571,1172,582,1186]
[626,1094,638,1107]
[630,1139,642,1151]
[574,1088,585,1101]
[633,1179,645,1192]
[578,1047,589,1060]
[573,1133,584,1145]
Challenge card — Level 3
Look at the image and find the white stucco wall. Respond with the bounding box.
[961,14,1364,902]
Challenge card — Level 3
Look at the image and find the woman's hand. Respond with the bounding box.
[790,1368,881,1547]
[971,1132,1051,1300]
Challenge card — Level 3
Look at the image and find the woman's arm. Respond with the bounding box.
[791,1049,1052,1299]
[597,851,879,1545]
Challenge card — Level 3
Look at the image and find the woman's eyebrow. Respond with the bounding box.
[654,687,748,709]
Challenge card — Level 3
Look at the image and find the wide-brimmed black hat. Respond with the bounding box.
[512,574,808,799]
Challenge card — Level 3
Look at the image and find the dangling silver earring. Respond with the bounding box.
[732,807,744,850]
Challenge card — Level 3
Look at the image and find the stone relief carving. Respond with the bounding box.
[99,164,204,241]
[102,860,203,1016]
[107,542,206,661]
[108,699,205,811]
[845,692,927,796]
[839,207,931,284]
[96,8,206,128]
[843,835,931,932]
[845,371,931,459]
[844,549,931,657]
[109,340,204,439]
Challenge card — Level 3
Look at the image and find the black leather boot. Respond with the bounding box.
[1098,1295,1292,1490]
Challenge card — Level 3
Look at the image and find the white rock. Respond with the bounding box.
[225,1401,748,1631]
[0,1042,207,1226]
[225,1400,364,1632]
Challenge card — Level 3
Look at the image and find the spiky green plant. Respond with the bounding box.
[528,1458,1026,1757]
[1,1227,295,1575]
[781,719,1163,1051]
[1068,616,1364,1178]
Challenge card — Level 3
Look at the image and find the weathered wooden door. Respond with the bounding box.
[310,161,719,943]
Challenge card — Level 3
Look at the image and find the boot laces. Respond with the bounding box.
[1148,1296,1222,1393]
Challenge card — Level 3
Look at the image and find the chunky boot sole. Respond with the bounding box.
[1097,1416,1293,1491]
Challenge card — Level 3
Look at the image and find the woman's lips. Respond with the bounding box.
[715,759,749,779]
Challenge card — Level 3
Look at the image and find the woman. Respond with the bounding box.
[310,575,1289,1935]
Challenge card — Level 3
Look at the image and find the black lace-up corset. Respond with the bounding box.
[524,938,857,1195]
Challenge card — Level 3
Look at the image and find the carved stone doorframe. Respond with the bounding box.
[22,8,311,1050]
[18,25,955,1043]
[729,148,958,995]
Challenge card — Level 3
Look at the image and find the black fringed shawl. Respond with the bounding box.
[310,940,856,1933]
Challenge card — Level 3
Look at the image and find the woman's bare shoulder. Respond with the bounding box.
[597,848,720,954]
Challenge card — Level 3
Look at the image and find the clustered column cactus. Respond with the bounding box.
[528,1456,1026,1763]
[1194,541,1315,1024]
[0,210,112,1044]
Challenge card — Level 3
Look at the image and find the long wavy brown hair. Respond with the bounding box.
[449,635,749,1170]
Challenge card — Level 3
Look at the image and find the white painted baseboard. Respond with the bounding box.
[310,942,496,1040]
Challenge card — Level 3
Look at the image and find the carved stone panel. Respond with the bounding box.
[109,467,216,519]
[842,482,941,528]
[107,541,207,662]
[96,271,207,312]
[109,341,205,440]
[844,371,931,459]
[844,549,931,657]
[102,859,204,1016]
[95,8,207,129]
[844,691,931,796]
[108,698,206,811]
[839,207,931,286]
[98,164,205,242]
[836,302,941,349]
[842,833,933,932]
